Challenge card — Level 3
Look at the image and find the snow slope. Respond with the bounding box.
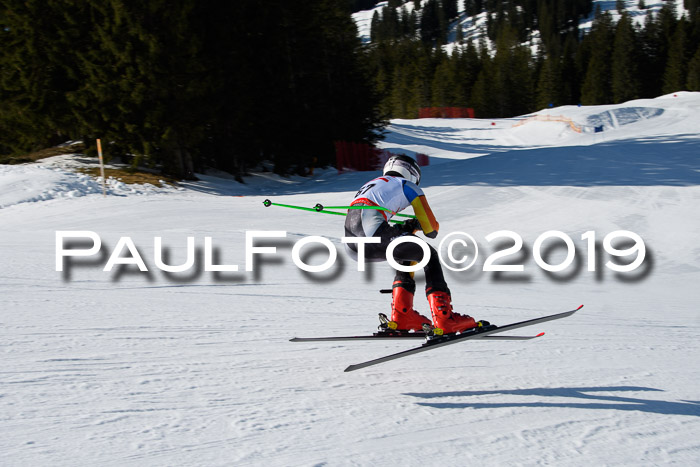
[353,0,690,45]
[0,161,175,209]
[1,93,699,466]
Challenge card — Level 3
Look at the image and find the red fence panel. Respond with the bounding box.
[416,153,429,167]
[335,141,379,173]
[418,107,474,118]
[335,141,430,174]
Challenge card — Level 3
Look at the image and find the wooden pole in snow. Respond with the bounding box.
[96,139,106,197]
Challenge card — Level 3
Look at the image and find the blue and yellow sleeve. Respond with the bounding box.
[402,181,440,238]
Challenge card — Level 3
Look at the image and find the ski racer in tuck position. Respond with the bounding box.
[344,155,480,334]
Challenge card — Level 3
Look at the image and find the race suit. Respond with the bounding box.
[344,175,447,292]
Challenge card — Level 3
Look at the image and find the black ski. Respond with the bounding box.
[343,305,582,372]
[290,333,544,342]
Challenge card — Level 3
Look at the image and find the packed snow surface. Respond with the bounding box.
[1,93,699,465]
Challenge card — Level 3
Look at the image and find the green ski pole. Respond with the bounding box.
[262,199,412,224]
[313,203,416,219]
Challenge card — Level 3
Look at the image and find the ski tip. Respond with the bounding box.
[536,332,545,337]
[576,304,584,310]
[344,365,357,373]
[289,337,300,342]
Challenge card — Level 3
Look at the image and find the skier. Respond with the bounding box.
[344,154,478,334]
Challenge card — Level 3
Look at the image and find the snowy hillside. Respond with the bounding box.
[353,0,691,49]
[1,93,699,465]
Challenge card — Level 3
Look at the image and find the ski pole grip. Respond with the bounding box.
[263,199,272,207]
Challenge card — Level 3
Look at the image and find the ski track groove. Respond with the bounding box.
[2,93,700,465]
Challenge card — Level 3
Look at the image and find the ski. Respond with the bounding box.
[290,333,544,342]
[343,305,583,372]
[292,311,542,342]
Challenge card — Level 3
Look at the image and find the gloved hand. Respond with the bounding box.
[400,218,421,234]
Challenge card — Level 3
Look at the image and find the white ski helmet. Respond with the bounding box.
[383,155,421,185]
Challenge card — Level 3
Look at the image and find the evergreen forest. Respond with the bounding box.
[367,0,700,118]
[0,1,381,179]
[1,0,699,179]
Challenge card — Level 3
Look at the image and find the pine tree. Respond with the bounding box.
[561,32,580,104]
[493,25,534,116]
[450,47,468,106]
[351,0,379,13]
[612,12,641,103]
[400,7,412,38]
[464,0,480,16]
[657,0,679,60]
[0,0,83,155]
[407,72,425,118]
[266,0,384,173]
[371,11,381,42]
[536,53,563,109]
[509,36,536,116]
[470,58,494,117]
[431,56,455,107]
[391,66,409,118]
[415,45,437,109]
[638,11,665,97]
[456,23,464,43]
[420,0,443,44]
[580,9,615,105]
[386,4,401,40]
[443,0,459,21]
[460,39,482,101]
[67,1,203,179]
[687,45,700,90]
[663,17,690,93]
[409,9,418,37]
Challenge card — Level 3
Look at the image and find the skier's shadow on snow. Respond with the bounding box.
[403,386,700,417]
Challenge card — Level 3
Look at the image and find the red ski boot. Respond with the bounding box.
[389,281,431,332]
[427,289,477,334]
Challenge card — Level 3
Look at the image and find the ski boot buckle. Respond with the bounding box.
[421,323,444,340]
[378,313,399,332]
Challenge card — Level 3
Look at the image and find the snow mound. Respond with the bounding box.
[380,92,700,162]
[0,164,173,209]
[585,107,665,130]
